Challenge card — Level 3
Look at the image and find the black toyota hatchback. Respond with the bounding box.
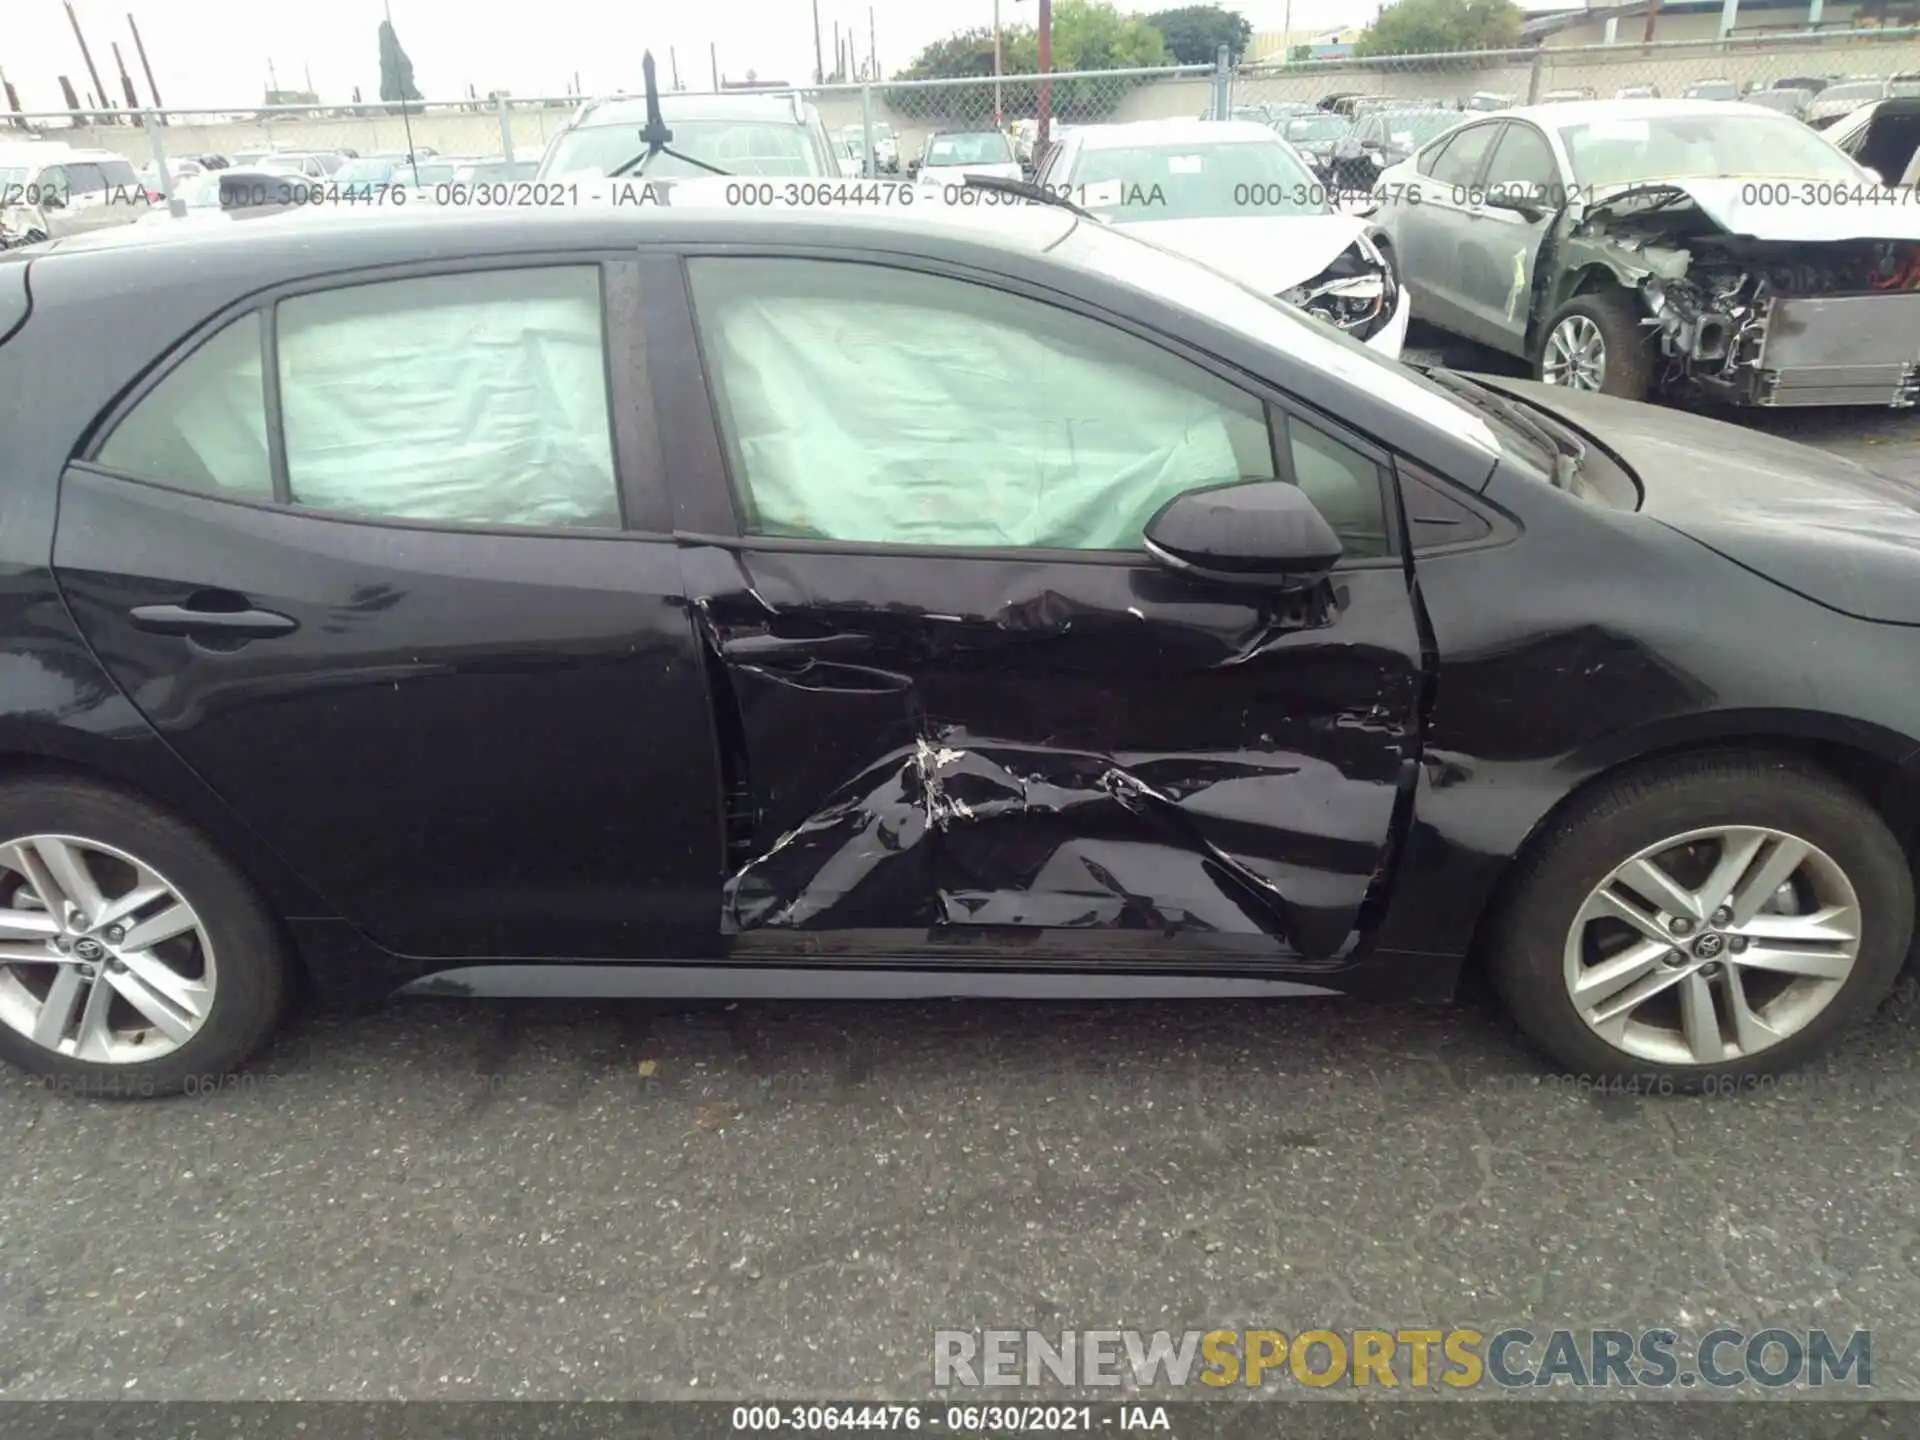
[2,201,1917,1097]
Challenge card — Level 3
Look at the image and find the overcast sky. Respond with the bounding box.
[4,0,1569,112]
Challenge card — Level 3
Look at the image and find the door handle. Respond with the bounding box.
[718,631,874,660]
[129,602,298,639]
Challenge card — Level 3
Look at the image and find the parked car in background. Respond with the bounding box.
[328,155,418,197]
[134,168,316,227]
[0,144,147,248]
[135,157,205,199]
[1807,78,1897,128]
[1682,79,1740,100]
[1615,85,1661,99]
[1011,118,1040,164]
[911,130,1023,184]
[1227,102,1316,128]
[267,151,347,178]
[1036,119,1407,357]
[1464,92,1514,112]
[3,203,1918,1096]
[536,92,837,181]
[447,157,541,185]
[1760,74,1833,95]
[1824,94,1920,187]
[836,122,899,173]
[1539,88,1598,104]
[832,138,866,178]
[1278,111,1353,179]
[1745,87,1815,121]
[1371,99,1917,405]
[1331,107,1462,190]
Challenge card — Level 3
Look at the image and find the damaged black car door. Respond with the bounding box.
[654,252,1427,970]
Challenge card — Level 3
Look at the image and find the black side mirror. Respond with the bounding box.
[1481,185,1548,222]
[1143,480,1342,588]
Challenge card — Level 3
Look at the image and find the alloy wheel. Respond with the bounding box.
[1563,825,1860,1066]
[0,834,216,1064]
[1543,314,1606,391]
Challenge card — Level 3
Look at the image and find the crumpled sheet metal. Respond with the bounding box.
[693,541,1419,961]
[722,734,1396,958]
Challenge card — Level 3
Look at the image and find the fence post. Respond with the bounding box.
[140,109,185,218]
[860,82,877,178]
[496,93,515,161]
[1212,44,1231,120]
[1525,52,1546,105]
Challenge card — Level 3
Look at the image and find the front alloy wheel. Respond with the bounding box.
[1564,826,1858,1067]
[1542,314,1606,391]
[1487,753,1912,1088]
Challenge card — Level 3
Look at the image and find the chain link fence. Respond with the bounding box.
[7,25,1920,182]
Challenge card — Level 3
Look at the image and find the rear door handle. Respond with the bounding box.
[718,631,874,660]
[129,602,299,639]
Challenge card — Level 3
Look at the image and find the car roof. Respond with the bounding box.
[2,146,128,165]
[569,92,812,128]
[23,200,1080,271]
[1502,96,1793,124]
[1070,119,1288,149]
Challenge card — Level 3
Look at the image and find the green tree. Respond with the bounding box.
[377,19,423,106]
[1354,0,1522,56]
[1144,6,1254,65]
[896,1,1166,123]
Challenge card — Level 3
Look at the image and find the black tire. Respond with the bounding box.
[0,777,290,1098]
[1534,289,1654,401]
[1486,752,1913,1092]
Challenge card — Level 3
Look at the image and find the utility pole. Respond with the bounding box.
[812,0,826,83]
[870,6,878,80]
[994,0,1003,127]
[710,43,719,90]
[670,46,681,89]
[1036,0,1053,159]
[64,1,115,121]
[304,61,315,95]
[267,57,279,94]
[110,40,139,109]
[833,21,842,81]
[127,13,165,111]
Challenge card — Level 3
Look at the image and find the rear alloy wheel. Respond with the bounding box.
[1536,290,1654,400]
[0,780,289,1096]
[1489,754,1912,1088]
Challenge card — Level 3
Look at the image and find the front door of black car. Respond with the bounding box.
[661,254,1426,968]
[53,261,724,961]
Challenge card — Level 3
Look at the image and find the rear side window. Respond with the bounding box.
[94,314,272,498]
[275,268,619,528]
[101,158,140,188]
[1424,124,1499,185]
[90,265,621,530]
[1482,124,1557,192]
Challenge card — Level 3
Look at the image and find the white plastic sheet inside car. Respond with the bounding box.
[688,258,1272,549]
[276,267,620,528]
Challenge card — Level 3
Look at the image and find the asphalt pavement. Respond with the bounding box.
[2,367,1920,1406]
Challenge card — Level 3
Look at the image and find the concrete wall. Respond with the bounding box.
[1540,4,1865,47]
[34,29,1920,172]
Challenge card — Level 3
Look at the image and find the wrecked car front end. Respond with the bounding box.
[1545,180,1920,407]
